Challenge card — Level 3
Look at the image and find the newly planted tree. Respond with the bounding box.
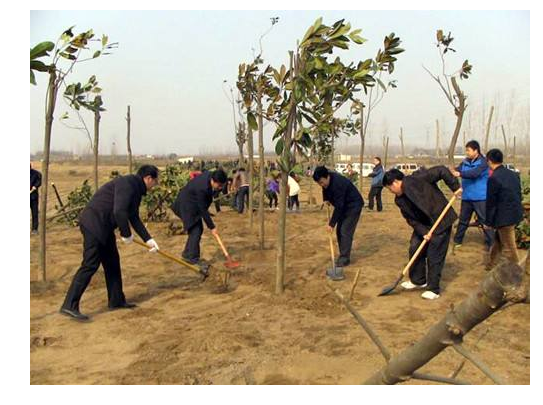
[424,30,472,165]
[30,27,116,281]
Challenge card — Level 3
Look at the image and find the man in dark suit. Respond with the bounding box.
[60,165,160,321]
[313,166,364,272]
[171,169,227,267]
[484,148,523,271]
[383,166,462,300]
[30,163,42,234]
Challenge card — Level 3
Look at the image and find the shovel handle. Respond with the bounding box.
[326,204,336,266]
[401,193,459,277]
[132,239,201,273]
[213,231,230,260]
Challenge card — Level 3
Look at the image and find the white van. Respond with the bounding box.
[393,163,420,174]
[335,162,375,177]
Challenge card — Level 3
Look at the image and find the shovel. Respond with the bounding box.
[212,231,241,269]
[133,239,203,275]
[326,204,344,280]
[378,191,461,297]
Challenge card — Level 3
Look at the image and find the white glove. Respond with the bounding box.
[146,238,159,253]
[121,235,134,244]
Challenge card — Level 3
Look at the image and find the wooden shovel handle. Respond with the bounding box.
[133,239,200,273]
[401,193,459,277]
[213,231,230,259]
[326,204,336,265]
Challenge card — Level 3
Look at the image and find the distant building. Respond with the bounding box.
[177,156,194,164]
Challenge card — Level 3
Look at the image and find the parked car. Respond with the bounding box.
[504,163,520,174]
[393,163,420,174]
[334,162,375,177]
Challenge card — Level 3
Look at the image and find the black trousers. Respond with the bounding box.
[237,186,249,213]
[62,227,126,311]
[408,227,452,294]
[182,220,203,263]
[336,207,362,262]
[266,190,278,208]
[453,200,494,248]
[368,186,383,211]
[288,195,300,210]
[30,198,39,230]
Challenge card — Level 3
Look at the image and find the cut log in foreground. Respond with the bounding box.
[363,261,526,385]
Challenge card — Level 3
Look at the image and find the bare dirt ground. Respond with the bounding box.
[30,163,530,384]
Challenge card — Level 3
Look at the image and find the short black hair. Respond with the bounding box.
[374,156,382,164]
[312,166,329,182]
[465,140,481,154]
[382,169,404,186]
[486,148,503,164]
[137,165,159,179]
[211,169,228,184]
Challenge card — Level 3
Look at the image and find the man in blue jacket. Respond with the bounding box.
[450,140,493,251]
[367,157,384,212]
[484,149,523,271]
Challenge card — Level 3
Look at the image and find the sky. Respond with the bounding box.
[30,10,530,156]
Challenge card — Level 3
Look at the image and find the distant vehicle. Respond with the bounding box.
[393,163,420,174]
[504,163,520,174]
[334,162,375,177]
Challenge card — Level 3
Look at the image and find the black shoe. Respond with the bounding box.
[198,262,210,279]
[59,307,90,321]
[335,258,350,267]
[109,302,137,310]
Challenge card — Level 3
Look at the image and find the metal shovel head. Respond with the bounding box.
[224,258,241,269]
[378,274,403,296]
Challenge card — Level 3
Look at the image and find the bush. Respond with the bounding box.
[56,180,93,226]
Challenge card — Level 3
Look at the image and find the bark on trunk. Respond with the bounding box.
[257,95,265,249]
[359,105,365,195]
[126,105,133,174]
[484,106,495,153]
[383,136,389,168]
[39,70,59,282]
[501,124,508,157]
[399,127,405,158]
[447,77,466,166]
[364,261,525,385]
[93,110,101,191]
[247,124,254,228]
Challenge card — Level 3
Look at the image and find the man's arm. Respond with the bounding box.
[113,178,136,238]
[426,165,461,193]
[484,176,500,227]
[129,212,152,242]
[197,188,216,229]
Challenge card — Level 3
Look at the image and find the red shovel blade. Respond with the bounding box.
[224,256,241,269]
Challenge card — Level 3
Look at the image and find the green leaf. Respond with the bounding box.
[102,34,108,47]
[376,78,387,92]
[93,50,101,58]
[30,41,55,60]
[30,70,36,85]
[247,112,258,131]
[30,60,50,72]
[275,138,284,155]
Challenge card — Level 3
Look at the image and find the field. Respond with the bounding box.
[30,162,530,385]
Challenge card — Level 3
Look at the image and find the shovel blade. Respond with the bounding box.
[224,259,241,269]
[378,275,403,297]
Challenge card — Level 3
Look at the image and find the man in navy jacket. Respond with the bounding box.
[30,163,42,234]
[484,148,523,271]
[367,157,385,212]
[450,140,493,250]
[172,169,227,266]
[313,166,364,268]
[60,165,160,321]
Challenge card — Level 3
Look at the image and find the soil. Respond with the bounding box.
[30,163,530,384]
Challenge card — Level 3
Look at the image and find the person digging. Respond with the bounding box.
[313,166,364,280]
[60,165,161,321]
[382,166,461,300]
[171,169,228,273]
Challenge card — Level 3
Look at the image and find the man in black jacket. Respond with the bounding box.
[313,166,364,269]
[60,165,160,321]
[484,149,523,271]
[30,163,42,234]
[171,169,227,266]
[383,166,462,300]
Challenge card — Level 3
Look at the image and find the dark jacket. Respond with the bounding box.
[395,166,460,236]
[323,171,364,227]
[455,154,489,201]
[79,174,151,244]
[30,168,42,201]
[171,171,216,230]
[368,163,384,187]
[485,165,523,228]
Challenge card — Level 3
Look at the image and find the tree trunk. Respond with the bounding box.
[330,131,335,167]
[364,261,525,385]
[276,51,295,295]
[435,119,441,159]
[126,105,133,174]
[501,124,508,157]
[358,104,365,195]
[447,77,466,166]
[484,105,495,153]
[399,127,405,158]
[93,110,101,191]
[257,94,265,249]
[39,70,59,282]
[247,124,254,228]
[237,122,245,165]
[383,136,389,168]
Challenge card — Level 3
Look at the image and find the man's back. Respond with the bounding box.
[486,165,523,228]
